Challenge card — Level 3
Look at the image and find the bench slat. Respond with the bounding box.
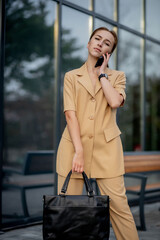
[126,183,160,192]
[3,179,54,187]
[124,154,160,173]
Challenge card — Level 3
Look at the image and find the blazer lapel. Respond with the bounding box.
[76,63,113,97]
[76,63,95,97]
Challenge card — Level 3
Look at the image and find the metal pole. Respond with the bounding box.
[0,0,6,231]
[140,0,146,151]
[53,0,62,195]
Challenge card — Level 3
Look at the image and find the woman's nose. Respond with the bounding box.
[98,41,103,47]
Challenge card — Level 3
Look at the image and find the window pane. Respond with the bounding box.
[146,41,160,150]
[61,6,91,132]
[95,0,115,20]
[66,0,91,10]
[94,19,117,69]
[146,0,160,39]
[3,0,56,225]
[119,0,143,33]
[118,30,142,151]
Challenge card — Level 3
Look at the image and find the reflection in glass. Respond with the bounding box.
[95,0,115,20]
[95,19,116,70]
[118,30,142,151]
[62,6,90,66]
[3,0,56,225]
[119,0,143,33]
[146,0,160,39]
[66,0,91,10]
[146,41,160,150]
[61,6,90,132]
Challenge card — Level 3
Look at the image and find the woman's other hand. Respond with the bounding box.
[72,151,84,173]
[65,110,84,173]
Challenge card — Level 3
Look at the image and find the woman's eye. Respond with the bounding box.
[105,43,110,46]
[95,37,100,40]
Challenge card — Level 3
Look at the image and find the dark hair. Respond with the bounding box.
[89,27,118,54]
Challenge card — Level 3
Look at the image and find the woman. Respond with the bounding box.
[56,27,139,240]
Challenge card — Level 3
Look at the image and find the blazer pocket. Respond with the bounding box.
[104,126,121,143]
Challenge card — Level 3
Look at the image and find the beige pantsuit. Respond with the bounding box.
[56,63,126,179]
[58,175,139,240]
[56,63,139,239]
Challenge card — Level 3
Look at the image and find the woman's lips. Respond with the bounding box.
[94,48,101,53]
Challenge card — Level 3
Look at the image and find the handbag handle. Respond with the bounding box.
[60,170,94,197]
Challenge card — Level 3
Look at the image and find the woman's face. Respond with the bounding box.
[87,30,115,58]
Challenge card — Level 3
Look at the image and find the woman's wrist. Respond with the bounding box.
[98,70,105,76]
[75,147,83,154]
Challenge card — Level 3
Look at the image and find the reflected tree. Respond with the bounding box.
[118,36,141,151]
[61,28,83,74]
[5,0,83,98]
[118,36,160,151]
[146,76,160,150]
[4,0,83,164]
[5,0,54,97]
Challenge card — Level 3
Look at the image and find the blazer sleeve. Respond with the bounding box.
[114,72,126,107]
[63,72,76,112]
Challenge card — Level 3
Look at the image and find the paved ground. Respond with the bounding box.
[0,202,160,240]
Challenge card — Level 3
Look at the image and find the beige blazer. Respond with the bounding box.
[56,62,126,178]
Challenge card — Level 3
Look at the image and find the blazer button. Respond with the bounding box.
[89,116,94,120]
[91,97,96,102]
[89,135,93,139]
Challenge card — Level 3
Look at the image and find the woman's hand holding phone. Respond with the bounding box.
[99,52,110,72]
[95,52,111,76]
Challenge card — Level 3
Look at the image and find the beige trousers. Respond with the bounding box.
[58,174,139,240]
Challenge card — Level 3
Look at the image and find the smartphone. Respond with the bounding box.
[94,53,111,68]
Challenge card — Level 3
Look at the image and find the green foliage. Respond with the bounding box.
[4,0,83,152]
[5,0,83,98]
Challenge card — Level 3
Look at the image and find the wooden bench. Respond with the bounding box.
[3,150,55,219]
[124,152,160,231]
[90,152,160,231]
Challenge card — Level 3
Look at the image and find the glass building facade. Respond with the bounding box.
[0,0,160,229]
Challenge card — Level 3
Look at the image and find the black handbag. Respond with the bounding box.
[43,170,110,240]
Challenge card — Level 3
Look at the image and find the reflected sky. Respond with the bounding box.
[95,0,115,20]
[66,0,91,10]
[118,30,142,85]
[119,0,143,33]
[146,0,160,39]
[146,41,160,77]
[62,6,90,61]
